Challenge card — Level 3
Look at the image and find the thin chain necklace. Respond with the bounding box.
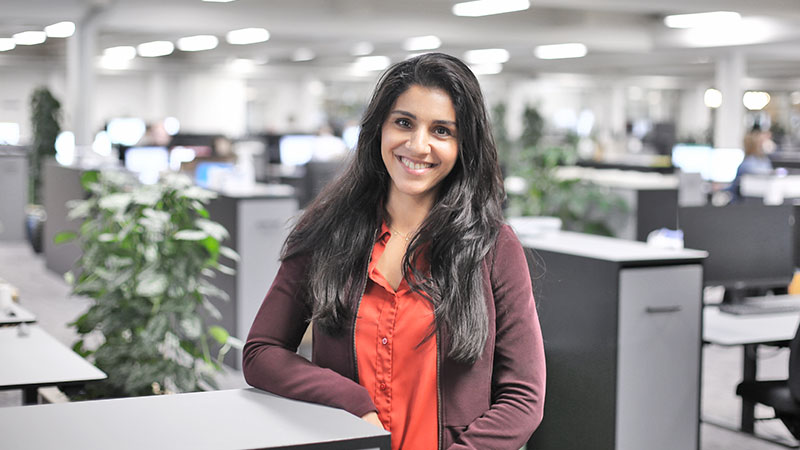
[389,225,415,242]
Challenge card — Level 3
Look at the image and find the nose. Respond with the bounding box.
[406,129,430,154]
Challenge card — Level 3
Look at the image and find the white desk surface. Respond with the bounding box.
[0,388,391,450]
[520,230,708,263]
[0,325,106,389]
[0,302,36,325]
[703,306,800,346]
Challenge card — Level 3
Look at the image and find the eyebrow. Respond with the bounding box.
[390,109,457,127]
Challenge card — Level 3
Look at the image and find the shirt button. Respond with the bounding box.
[381,337,388,345]
[380,383,387,390]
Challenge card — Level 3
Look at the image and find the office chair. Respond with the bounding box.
[736,321,800,439]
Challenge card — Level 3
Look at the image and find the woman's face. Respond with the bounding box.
[380,84,459,205]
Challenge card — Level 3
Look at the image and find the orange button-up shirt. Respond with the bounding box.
[355,222,439,450]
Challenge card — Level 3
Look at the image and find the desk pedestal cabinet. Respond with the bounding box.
[205,189,297,368]
[523,231,705,450]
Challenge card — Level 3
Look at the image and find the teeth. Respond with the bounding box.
[401,157,433,170]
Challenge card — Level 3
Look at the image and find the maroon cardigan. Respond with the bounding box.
[243,224,545,449]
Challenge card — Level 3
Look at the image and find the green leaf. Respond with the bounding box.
[54,231,77,244]
[201,236,220,258]
[195,219,228,241]
[80,170,100,190]
[174,229,208,240]
[135,273,168,297]
[219,246,240,262]
[208,326,229,345]
[98,192,133,212]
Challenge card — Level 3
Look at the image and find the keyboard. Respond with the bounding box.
[719,295,800,315]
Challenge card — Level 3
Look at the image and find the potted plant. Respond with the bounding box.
[502,105,628,236]
[27,87,62,253]
[55,170,238,399]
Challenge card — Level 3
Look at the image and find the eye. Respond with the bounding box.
[433,126,453,137]
[395,117,412,128]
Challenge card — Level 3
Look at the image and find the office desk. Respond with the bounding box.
[703,306,800,433]
[0,325,106,404]
[0,388,391,450]
[0,302,36,325]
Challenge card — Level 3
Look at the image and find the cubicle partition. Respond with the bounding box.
[523,231,706,450]
[0,147,29,241]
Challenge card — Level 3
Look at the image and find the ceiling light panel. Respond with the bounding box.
[463,48,510,64]
[453,0,530,17]
[13,31,47,46]
[402,35,442,51]
[137,41,174,57]
[177,35,219,52]
[664,11,741,29]
[226,28,270,45]
[354,55,391,71]
[0,38,15,52]
[534,43,587,59]
[104,46,137,60]
[45,21,75,38]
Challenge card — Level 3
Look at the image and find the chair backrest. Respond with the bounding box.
[788,321,800,402]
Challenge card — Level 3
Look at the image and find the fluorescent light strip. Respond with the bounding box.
[463,48,509,64]
[403,35,441,51]
[534,43,587,60]
[743,91,770,111]
[453,0,530,17]
[137,41,174,57]
[0,38,15,52]
[226,28,270,45]
[13,31,47,46]
[104,46,137,60]
[470,63,503,75]
[177,35,219,52]
[664,11,741,29]
[45,21,75,38]
[354,55,391,71]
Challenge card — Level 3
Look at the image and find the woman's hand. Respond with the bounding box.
[361,411,384,429]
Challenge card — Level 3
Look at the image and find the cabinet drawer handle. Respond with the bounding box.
[645,306,682,314]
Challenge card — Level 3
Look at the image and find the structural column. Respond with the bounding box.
[713,51,745,148]
[66,6,102,147]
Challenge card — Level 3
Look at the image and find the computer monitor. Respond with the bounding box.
[107,118,146,146]
[279,135,316,166]
[672,144,745,183]
[124,146,169,184]
[679,203,795,303]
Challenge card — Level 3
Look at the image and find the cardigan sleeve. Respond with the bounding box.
[241,252,378,418]
[449,225,546,449]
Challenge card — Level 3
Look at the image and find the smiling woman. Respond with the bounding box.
[243,53,545,450]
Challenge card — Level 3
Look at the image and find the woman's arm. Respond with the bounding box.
[449,226,546,449]
[242,252,378,418]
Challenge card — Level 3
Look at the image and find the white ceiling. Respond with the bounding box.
[2,0,800,84]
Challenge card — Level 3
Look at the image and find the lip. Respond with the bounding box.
[396,155,437,174]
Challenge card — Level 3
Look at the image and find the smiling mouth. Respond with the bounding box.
[399,156,436,170]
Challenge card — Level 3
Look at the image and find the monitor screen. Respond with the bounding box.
[124,146,169,184]
[279,135,316,166]
[671,144,744,183]
[679,203,794,294]
[107,118,146,146]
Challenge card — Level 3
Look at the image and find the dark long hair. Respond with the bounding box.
[283,52,505,364]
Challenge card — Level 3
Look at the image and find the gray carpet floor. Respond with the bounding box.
[0,239,797,449]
